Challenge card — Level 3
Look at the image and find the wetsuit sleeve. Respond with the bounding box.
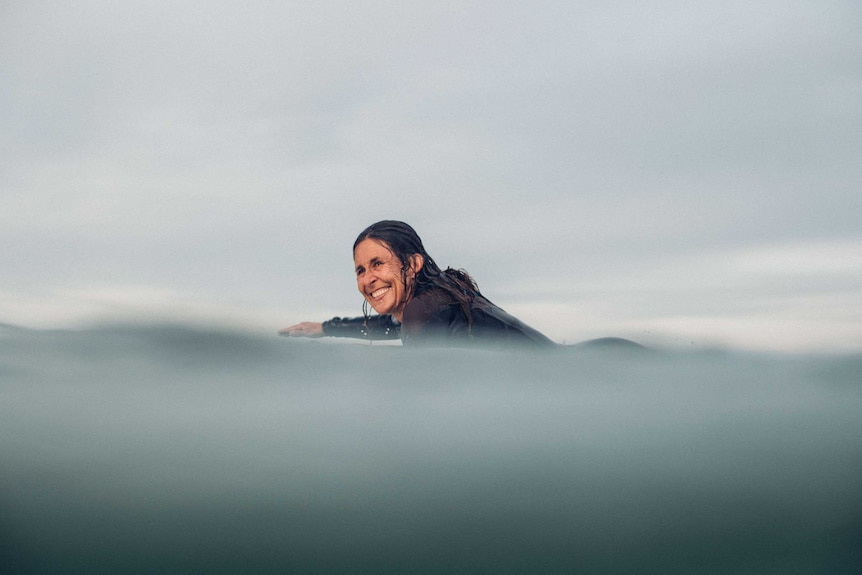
[321,315,401,340]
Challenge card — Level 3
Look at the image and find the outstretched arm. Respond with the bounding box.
[279,315,401,341]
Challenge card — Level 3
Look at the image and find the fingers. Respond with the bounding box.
[278,322,323,338]
[278,324,302,336]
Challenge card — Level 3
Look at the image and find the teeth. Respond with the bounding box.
[371,287,390,298]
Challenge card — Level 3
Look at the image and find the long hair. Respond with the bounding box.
[353,220,480,327]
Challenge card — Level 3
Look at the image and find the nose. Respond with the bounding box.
[357,270,376,293]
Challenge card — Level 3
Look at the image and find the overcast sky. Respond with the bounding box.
[2,0,861,352]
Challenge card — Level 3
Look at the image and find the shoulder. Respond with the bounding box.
[401,289,465,343]
[403,289,452,323]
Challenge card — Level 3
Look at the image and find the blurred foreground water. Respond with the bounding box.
[1,322,861,574]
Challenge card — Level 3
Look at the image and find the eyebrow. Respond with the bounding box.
[356,256,385,274]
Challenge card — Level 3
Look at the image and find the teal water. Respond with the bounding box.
[1,323,860,574]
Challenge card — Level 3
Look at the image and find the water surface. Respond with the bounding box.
[2,323,860,573]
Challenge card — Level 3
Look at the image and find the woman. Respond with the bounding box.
[280,220,555,348]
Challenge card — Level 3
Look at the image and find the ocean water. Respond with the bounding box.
[1,323,860,574]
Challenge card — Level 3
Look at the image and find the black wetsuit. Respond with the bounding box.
[322,289,554,348]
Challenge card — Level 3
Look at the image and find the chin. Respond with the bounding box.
[368,298,396,316]
[367,302,389,315]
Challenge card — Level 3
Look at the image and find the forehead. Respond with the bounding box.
[354,238,396,265]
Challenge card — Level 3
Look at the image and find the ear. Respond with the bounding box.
[408,253,424,275]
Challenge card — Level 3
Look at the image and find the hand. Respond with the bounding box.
[278,322,324,338]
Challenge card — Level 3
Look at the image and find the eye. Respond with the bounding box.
[355,267,365,277]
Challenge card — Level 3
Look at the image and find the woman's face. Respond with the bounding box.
[354,238,421,321]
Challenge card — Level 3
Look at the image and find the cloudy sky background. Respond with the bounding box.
[2,0,861,352]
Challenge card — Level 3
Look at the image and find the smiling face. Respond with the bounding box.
[354,238,423,321]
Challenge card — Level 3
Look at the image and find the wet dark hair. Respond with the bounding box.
[353,220,480,327]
